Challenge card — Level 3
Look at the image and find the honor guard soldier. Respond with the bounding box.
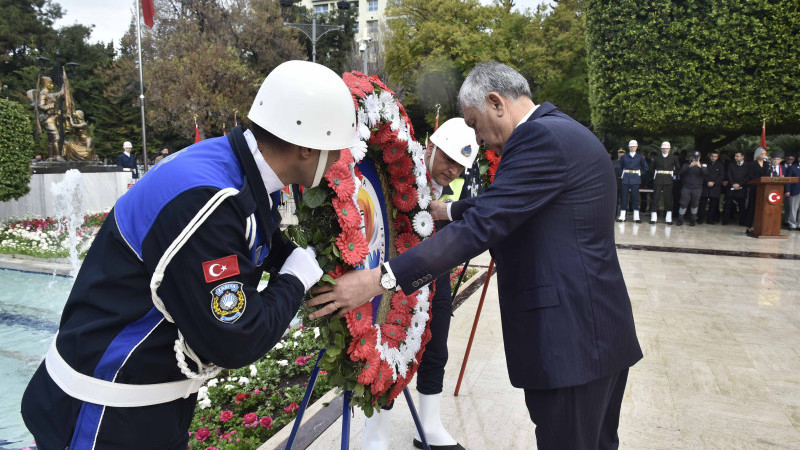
[650,141,680,224]
[616,140,648,222]
[363,118,479,450]
[21,61,358,449]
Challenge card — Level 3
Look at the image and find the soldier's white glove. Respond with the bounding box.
[279,247,323,292]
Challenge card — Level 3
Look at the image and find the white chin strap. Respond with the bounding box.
[310,150,330,187]
[427,147,437,173]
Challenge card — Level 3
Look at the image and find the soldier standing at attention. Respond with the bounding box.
[616,140,648,223]
[649,141,680,224]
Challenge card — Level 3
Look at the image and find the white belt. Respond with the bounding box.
[45,337,204,408]
[623,170,640,174]
[656,170,673,175]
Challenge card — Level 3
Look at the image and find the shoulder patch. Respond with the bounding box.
[210,281,246,324]
[203,255,240,283]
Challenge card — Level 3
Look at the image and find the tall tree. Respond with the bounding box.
[586,0,800,151]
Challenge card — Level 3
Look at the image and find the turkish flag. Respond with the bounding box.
[142,0,155,28]
[761,119,767,149]
[194,123,201,143]
[202,255,240,283]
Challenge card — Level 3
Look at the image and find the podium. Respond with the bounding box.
[746,176,799,238]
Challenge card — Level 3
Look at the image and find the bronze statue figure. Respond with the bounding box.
[63,110,96,161]
[27,76,64,159]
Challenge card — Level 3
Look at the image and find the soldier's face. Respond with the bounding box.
[429,147,464,187]
[662,148,670,155]
[629,145,637,153]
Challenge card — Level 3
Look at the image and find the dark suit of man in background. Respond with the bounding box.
[308,62,643,450]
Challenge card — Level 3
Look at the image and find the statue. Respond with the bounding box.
[63,110,96,161]
[26,69,96,161]
[26,76,64,159]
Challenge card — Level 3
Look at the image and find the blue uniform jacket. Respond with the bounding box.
[22,127,301,449]
[786,164,800,196]
[388,103,642,390]
[616,152,648,185]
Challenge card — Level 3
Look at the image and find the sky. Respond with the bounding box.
[54,0,551,48]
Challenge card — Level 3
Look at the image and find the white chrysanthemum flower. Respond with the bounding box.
[418,190,432,210]
[314,327,320,339]
[199,398,212,409]
[249,364,257,377]
[398,124,410,142]
[277,359,288,366]
[408,140,424,159]
[413,211,434,237]
[358,122,371,141]
[293,329,302,338]
[238,377,249,385]
[274,342,283,349]
[364,94,380,127]
[197,386,209,400]
[224,384,235,390]
[416,175,428,190]
[350,140,368,162]
[207,378,218,387]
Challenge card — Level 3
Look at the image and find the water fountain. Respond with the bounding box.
[49,169,84,277]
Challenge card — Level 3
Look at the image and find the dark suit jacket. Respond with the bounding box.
[389,103,642,390]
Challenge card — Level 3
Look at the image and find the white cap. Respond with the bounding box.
[247,61,358,151]
[123,141,132,149]
[628,140,638,147]
[661,141,671,149]
[430,118,480,168]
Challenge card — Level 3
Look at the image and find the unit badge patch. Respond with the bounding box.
[210,281,246,324]
[461,145,472,157]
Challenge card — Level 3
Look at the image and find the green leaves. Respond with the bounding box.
[0,99,34,202]
[302,186,327,209]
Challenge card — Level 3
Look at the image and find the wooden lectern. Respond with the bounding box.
[746,176,799,238]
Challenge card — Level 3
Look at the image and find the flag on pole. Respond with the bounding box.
[142,0,155,28]
[223,122,226,136]
[194,114,201,143]
[761,118,767,149]
[434,104,441,131]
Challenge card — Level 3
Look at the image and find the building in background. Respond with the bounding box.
[297,0,387,42]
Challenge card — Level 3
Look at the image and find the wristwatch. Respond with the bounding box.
[380,262,398,291]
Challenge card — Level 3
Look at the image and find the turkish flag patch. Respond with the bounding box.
[202,255,240,283]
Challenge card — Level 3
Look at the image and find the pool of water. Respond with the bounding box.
[0,269,73,449]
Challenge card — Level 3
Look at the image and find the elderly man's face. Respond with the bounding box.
[462,100,508,153]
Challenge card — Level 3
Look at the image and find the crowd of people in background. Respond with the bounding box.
[615,141,800,234]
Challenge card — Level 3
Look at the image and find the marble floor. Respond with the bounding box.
[291,223,800,449]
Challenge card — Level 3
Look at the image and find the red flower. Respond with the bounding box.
[332,196,362,230]
[391,187,418,212]
[295,355,313,366]
[389,174,414,192]
[390,291,417,311]
[326,162,356,198]
[220,410,233,422]
[343,72,368,98]
[243,413,258,425]
[370,360,394,396]
[369,74,393,94]
[339,148,355,166]
[336,227,369,266]
[394,232,420,254]
[393,214,412,233]
[195,427,211,442]
[381,324,407,349]
[284,402,300,414]
[328,264,345,279]
[421,324,433,347]
[347,326,378,361]
[386,309,412,328]
[381,138,408,163]
[369,122,395,146]
[345,301,373,337]
[353,165,364,180]
[235,393,247,403]
[260,416,274,429]
[388,155,413,178]
[356,352,381,385]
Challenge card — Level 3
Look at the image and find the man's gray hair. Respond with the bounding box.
[458,62,531,111]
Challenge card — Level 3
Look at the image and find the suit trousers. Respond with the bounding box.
[652,183,673,212]
[744,186,758,228]
[787,195,800,229]
[619,183,640,211]
[698,195,720,223]
[723,193,746,225]
[524,369,629,450]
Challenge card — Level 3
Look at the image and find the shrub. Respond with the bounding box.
[0,99,35,201]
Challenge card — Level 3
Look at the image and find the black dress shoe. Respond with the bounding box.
[746,229,755,237]
[676,217,684,226]
[413,439,466,450]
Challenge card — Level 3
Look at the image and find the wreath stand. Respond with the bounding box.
[284,349,432,450]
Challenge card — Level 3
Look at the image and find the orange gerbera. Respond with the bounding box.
[326,162,355,198]
[370,359,394,396]
[347,326,378,361]
[380,323,407,349]
[387,155,413,178]
[390,291,417,311]
[332,196,362,230]
[393,214,412,233]
[343,72,368,98]
[386,309,412,329]
[381,138,408,163]
[345,301,374,337]
[394,232,420,254]
[336,227,369,266]
[391,187,418,212]
[356,352,381,385]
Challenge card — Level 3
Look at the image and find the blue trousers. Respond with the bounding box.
[620,183,640,211]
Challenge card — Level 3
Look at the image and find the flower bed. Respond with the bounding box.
[188,325,331,449]
[0,212,108,258]
[450,265,479,291]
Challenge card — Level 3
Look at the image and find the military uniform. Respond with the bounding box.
[650,153,680,223]
[21,127,304,449]
[616,152,648,221]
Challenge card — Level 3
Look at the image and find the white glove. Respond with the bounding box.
[278,247,323,292]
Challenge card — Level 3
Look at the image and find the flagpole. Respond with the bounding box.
[135,0,149,174]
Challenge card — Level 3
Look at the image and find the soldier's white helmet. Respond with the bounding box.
[661,141,671,149]
[430,118,479,168]
[248,61,358,151]
[628,140,638,147]
[123,141,132,149]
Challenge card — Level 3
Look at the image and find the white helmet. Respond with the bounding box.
[628,140,638,147]
[430,118,479,168]
[123,141,132,149]
[661,141,671,149]
[248,61,358,151]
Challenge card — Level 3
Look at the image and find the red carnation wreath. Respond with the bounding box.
[289,71,435,415]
